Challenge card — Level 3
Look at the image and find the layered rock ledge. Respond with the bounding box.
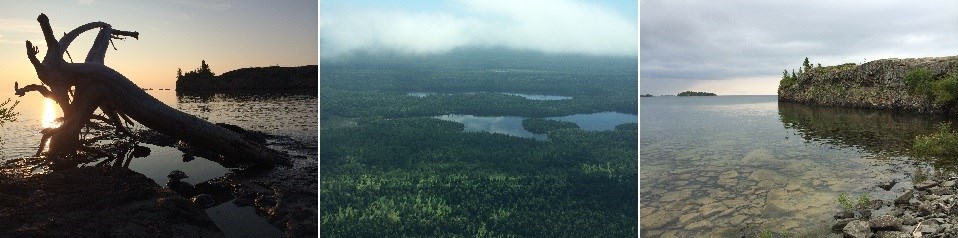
[778,56,958,114]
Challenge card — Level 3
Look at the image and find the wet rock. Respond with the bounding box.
[834,211,855,219]
[902,213,918,226]
[833,218,855,232]
[950,203,958,216]
[166,180,195,197]
[918,203,936,216]
[0,167,223,237]
[942,180,956,188]
[255,193,277,208]
[869,199,885,210]
[191,194,215,207]
[895,190,914,205]
[874,231,911,238]
[878,180,898,191]
[915,180,939,191]
[921,222,941,234]
[869,215,902,231]
[843,220,873,238]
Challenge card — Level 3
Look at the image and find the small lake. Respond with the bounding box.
[434,115,548,140]
[0,90,316,237]
[434,111,637,140]
[407,92,572,100]
[641,95,951,237]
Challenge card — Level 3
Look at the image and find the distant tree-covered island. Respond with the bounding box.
[677,91,717,96]
[640,94,654,97]
[176,60,317,92]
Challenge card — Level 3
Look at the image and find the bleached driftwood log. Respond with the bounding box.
[15,14,282,167]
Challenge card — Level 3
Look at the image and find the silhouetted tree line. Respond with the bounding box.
[177,60,215,82]
[677,91,716,96]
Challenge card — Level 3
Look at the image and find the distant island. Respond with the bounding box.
[677,91,717,96]
[175,60,317,92]
[641,94,654,97]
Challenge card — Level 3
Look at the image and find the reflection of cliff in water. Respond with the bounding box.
[778,102,958,157]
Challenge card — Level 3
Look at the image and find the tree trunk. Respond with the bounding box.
[16,14,282,168]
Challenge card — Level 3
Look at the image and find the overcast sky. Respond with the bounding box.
[321,0,638,58]
[0,0,316,89]
[641,0,958,95]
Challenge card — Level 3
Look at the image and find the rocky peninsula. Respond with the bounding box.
[176,61,317,92]
[778,56,958,114]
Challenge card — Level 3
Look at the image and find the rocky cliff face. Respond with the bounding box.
[176,65,317,92]
[778,56,958,114]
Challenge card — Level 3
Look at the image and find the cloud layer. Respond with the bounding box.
[641,0,958,95]
[320,0,638,57]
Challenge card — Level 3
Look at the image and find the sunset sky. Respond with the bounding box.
[0,0,317,90]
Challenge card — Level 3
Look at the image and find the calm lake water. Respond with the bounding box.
[434,112,636,140]
[0,90,317,238]
[407,92,572,100]
[640,95,955,237]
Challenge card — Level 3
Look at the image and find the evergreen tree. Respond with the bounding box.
[791,69,797,79]
[176,68,183,80]
[783,70,789,80]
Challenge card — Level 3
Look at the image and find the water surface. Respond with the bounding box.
[0,90,315,237]
[407,92,571,100]
[434,111,637,140]
[641,95,944,236]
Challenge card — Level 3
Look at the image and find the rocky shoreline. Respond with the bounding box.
[835,176,958,237]
[778,56,958,114]
[0,167,225,237]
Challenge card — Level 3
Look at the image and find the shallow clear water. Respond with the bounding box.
[640,95,952,237]
[0,90,316,237]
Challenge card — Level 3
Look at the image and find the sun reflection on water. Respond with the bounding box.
[41,98,59,129]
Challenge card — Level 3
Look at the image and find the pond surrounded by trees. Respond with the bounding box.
[434,112,637,141]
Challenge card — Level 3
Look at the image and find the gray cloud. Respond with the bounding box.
[641,0,958,95]
[321,0,638,57]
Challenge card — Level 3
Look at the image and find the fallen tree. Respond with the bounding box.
[13,13,283,168]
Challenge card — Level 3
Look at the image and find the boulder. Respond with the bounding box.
[842,220,873,238]
[868,215,903,231]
